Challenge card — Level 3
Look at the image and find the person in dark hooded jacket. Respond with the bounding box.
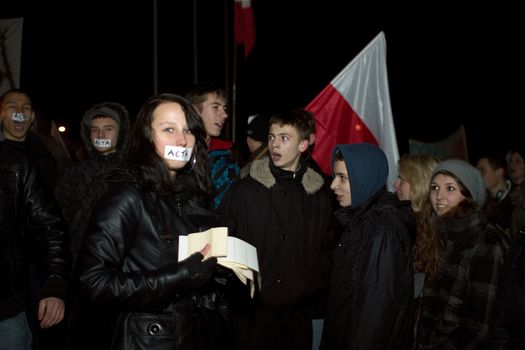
[55,101,130,267]
[320,143,416,350]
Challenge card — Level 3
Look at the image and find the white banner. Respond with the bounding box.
[0,18,23,95]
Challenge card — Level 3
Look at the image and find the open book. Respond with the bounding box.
[178,227,261,297]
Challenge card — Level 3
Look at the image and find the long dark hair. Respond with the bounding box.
[127,93,211,196]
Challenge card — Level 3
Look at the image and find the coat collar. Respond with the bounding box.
[248,158,324,194]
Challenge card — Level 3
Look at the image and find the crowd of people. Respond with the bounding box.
[0,85,524,350]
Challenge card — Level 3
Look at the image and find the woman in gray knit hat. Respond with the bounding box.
[413,159,509,349]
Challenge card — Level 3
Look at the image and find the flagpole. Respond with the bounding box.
[224,0,234,142]
[152,0,158,95]
[231,9,238,143]
[192,0,199,84]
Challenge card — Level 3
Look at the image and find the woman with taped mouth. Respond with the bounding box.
[68,93,232,350]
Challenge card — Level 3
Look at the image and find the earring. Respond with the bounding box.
[185,156,197,173]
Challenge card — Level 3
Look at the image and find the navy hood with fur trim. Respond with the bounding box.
[332,143,388,207]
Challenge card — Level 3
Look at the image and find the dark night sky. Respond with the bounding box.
[2,1,523,161]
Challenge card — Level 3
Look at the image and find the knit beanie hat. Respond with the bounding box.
[79,102,130,157]
[432,159,486,207]
[246,114,269,142]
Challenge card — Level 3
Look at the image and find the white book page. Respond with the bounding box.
[218,236,259,272]
[178,230,261,296]
[178,235,189,260]
[177,227,228,261]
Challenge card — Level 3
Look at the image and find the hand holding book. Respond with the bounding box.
[178,227,261,297]
[179,244,217,288]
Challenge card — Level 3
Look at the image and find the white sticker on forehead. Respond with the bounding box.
[11,113,27,122]
[164,146,192,161]
[94,139,112,148]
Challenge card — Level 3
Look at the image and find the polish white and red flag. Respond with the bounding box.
[306,31,399,190]
[234,0,256,58]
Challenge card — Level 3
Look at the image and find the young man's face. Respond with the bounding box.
[507,152,525,185]
[268,123,308,172]
[331,159,352,207]
[197,93,227,138]
[246,136,263,154]
[0,91,35,141]
[476,157,502,191]
[90,117,120,154]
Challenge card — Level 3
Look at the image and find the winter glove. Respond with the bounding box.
[180,252,218,289]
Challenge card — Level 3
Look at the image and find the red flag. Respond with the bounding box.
[234,0,256,58]
[306,31,399,189]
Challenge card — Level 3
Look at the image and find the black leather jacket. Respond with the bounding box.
[72,173,231,350]
[0,140,69,320]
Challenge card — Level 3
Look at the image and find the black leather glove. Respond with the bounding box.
[181,252,218,289]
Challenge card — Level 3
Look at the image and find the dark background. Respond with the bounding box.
[2,1,523,162]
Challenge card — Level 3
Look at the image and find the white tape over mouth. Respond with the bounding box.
[11,113,27,122]
[164,145,192,161]
[94,139,112,148]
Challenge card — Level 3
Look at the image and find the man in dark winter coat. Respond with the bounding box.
[55,101,130,267]
[218,109,338,349]
[1,88,72,349]
[0,135,70,349]
[320,143,416,350]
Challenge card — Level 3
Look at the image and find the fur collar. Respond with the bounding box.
[249,158,324,194]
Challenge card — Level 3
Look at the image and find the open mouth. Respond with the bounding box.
[13,121,28,131]
[271,153,281,161]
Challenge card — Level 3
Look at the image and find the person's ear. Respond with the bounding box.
[299,139,309,152]
[29,111,36,124]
